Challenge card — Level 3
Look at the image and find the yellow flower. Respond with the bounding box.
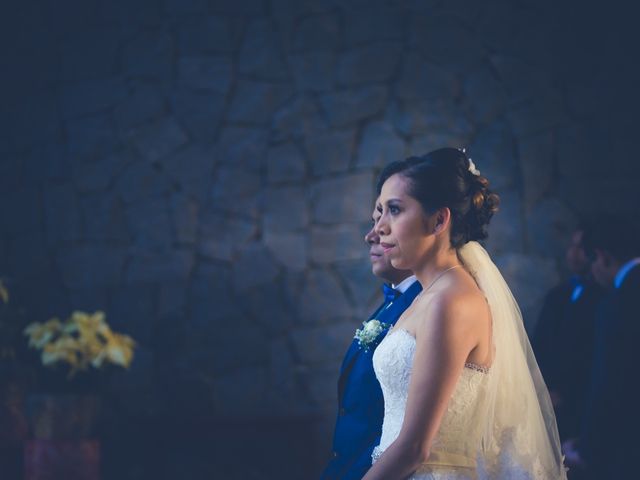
[0,280,8,304]
[23,310,136,376]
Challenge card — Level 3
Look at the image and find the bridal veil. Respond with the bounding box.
[458,241,567,479]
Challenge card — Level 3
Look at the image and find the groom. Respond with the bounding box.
[320,201,422,480]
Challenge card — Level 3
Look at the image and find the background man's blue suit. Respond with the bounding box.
[320,281,422,480]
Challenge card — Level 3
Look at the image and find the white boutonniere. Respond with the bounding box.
[354,319,392,351]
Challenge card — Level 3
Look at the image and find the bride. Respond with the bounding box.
[362,148,567,479]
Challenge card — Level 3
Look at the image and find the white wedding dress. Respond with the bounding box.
[372,327,491,480]
[370,242,567,480]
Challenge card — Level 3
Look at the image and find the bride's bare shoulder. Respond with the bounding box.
[415,284,489,338]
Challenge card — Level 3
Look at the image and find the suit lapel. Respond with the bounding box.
[337,281,422,399]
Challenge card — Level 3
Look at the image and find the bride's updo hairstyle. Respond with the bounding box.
[376,147,500,248]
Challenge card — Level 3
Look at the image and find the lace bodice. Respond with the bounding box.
[372,328,491,477]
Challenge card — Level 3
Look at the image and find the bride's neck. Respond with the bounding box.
[414,248,460,290]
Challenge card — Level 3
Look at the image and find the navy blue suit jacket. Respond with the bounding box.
[320,280,422,480]
[580,265,640,477]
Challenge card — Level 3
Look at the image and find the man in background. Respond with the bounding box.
[532,225,603,441]
[564,216,640,479]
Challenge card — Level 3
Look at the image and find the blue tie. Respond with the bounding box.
[382,284,401,304]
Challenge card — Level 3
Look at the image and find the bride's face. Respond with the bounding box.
[376,174,436,271]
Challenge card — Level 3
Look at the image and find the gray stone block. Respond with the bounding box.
[232,242,280,291]
[73,150,132,193]
[289,51,336,92]
[483,190,524,255]
[395,53,459,101]
[468,120,518,191]
[108,283,156,344]
[169,193,199,244]
[23,142,72,183]
[242,283,295,333]
[188,262,236,323]
[264,232,308,271]
[525,196,578,260]
[201,318,270,375]
[198,213,256,261]
[177,16,240,54]
[475,2,519,51]
[67,113,119,161]
[462,65,508,124]
[310,224,368,263]
[123,31,174,79]
[5,232,48,281]
[335,43,402,87]
[506,92,566,138]
[343,6,405,46]
[311,173,374,224]
[177,55,233,92]
[44,183,82,247]
[356,121,405,168]
[163,0,207,14]
[407,132,469,158]
[556,124,599,179]
[293,13,340,52]
[212,367,269,416]
[79,191,129,242]
[59,28,120,82]
[162,144,216,203]
[239,19,288,81]
[59,76,128,119]
[272,95,326,142]
[494,252,559,333]
[115,161,172,205]
[125,198,174,250]
[210,0,268,15]
[211,165,261,210]
[125,249,195,284]
[290,322,356,364]
[266,338,298,412]
[228,80,294,125]
[320,86,388,128]
[305,365,345,406]
[298,268,353,324]
[0,186,42,234]
[335,259,380,319]
[410,15,485,72]
[387,99,472,138]
[306,129,356,176]
[264,186,309,233]
[68,286,109,313]
[157,280,188,318]
[57,245,126,288]
[519,132,555,209]
[216,126,268,169]
[170,88,226,141]
[128,117,189,162]
[114,84,166,131]
[266,143,307,184]
[489,54,553,105]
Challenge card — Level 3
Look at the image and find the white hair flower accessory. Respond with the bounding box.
[468,158,481,176]
[460,148,481,176]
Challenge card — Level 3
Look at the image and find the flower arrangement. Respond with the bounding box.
[354,319,392,351]
[0,279,8,304]
[23,311,135,378]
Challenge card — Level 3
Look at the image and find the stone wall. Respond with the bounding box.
[2,1,638,478]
